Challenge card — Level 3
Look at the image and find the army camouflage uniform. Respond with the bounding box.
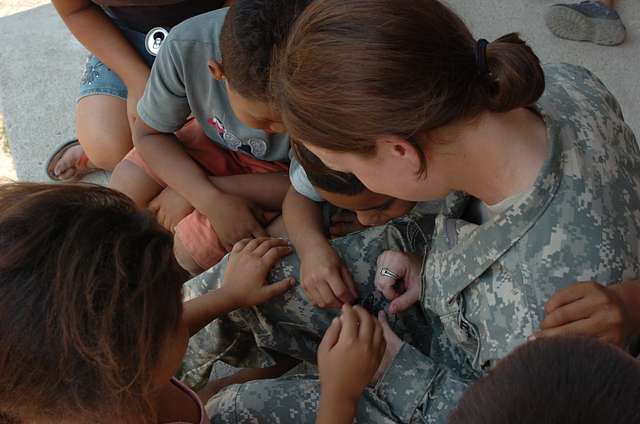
[180,63,640,423]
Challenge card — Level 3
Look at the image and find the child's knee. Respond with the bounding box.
[110,159,162,208]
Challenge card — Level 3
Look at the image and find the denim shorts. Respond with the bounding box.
[78,21,157,102]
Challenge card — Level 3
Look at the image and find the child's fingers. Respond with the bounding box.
[261,277,296,301]
[339,304,359,342]
[544,281,598,314]
[253,238,290,256]
[534,317,602,340]
[262,245,293,266]
[231,238,253,252]
[241,237,270,252]
[353,306,374,341]
[251,223,269,239]
[319,317,342,354]
[316,281,342,309]
[540,297,593,330]
[340,265,359,300]
[327,275,354,305]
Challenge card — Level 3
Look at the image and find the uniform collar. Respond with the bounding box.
[423,105,565,304]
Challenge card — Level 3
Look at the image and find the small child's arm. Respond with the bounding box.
[283,187,357,308]
[183,238,295,336]
[134,119,269,249]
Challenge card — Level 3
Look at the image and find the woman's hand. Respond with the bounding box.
[375,251,423,314]
[220,238,295,308]
[300,243,357,309]
[372,311,404,381]
[318,305,386,405]
[535,281,640,347]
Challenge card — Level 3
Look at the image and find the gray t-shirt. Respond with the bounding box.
[137,8,290,162]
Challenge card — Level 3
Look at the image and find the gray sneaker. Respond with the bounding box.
[545,1,626,46]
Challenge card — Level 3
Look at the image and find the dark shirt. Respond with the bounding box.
[93,0,227,32]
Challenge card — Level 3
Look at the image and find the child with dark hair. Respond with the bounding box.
[285,143,417,309]
[448,336,640,424]
[0,182,297,423]
[0,182,387,423]
[110,0,310,275]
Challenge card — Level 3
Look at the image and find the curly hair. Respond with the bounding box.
[0,183,188,423]
[220,0,310,101]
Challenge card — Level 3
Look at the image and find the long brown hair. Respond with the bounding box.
[273,0,545,173]
[0,183,187,423]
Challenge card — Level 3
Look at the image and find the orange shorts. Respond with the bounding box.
[125,119,288,270]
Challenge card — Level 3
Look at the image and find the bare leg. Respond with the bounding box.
[52,95,133,180]
[110,159,163,208]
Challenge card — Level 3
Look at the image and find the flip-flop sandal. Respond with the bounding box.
[46,139,98,182]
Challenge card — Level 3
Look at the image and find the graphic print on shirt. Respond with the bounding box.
[207,116,268,158]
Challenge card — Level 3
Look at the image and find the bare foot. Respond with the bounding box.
[50,144,96,181]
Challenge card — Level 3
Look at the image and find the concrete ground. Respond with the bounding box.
[0,0,638,182]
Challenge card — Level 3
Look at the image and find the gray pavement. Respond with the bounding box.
[0,0,638,182]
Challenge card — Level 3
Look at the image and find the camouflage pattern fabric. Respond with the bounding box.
[181,63,640,423]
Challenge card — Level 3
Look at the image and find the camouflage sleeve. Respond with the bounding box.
[376,343,471,423]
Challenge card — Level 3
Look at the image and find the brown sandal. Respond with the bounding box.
[46,139,98,181]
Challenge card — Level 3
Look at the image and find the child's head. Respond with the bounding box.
[214,0,310,133]
[448,336,640,424]
[0,183,188,423]
[294,143,415,226]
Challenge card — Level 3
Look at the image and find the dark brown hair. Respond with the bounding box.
[274,0,545,173]
[292,142,365,196]
[220,0,310,101]
[0,183,187,423]
[449,336,640,424]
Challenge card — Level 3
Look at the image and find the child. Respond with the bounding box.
[286,143,416,309]
[448,336,640,424]
[110,0,310,273]
[0,182,385,423]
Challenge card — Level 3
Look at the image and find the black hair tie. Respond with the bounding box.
[475,39,489,77]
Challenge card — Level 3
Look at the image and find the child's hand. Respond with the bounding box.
[300,244,357,309]
[148,187,194,231]
[374,251,423,314]
[203,193,269,251]
[535,281,640,347]
[318,305,386,404]
[220,238,295,308]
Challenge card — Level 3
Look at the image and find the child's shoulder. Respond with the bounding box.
[166,7,228,47]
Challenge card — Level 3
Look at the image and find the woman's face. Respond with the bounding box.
[304,138,452,202]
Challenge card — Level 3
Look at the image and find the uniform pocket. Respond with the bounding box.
[440,293,481,366]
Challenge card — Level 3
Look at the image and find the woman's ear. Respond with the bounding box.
[208,59,225,80]
[376,136,423,172]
